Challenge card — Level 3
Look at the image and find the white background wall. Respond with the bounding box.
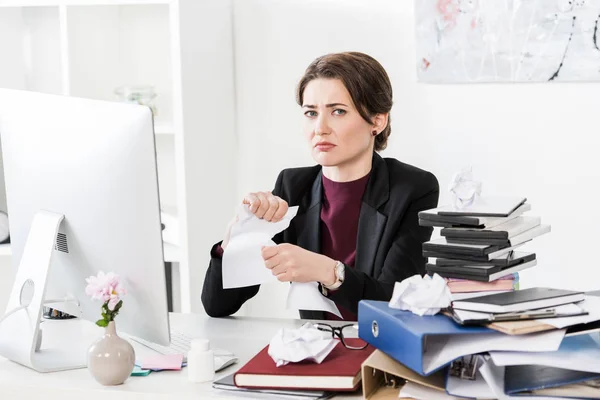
[1,0,598,319]
[229,0,600,318]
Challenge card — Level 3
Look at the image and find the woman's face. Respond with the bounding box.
[302,78,377,168]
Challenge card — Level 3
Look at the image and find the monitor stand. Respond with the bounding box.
[0,210,100,372]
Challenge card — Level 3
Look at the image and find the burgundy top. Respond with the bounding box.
[320,172,370,321]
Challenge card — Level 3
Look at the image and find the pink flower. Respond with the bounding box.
[437,0,460,27]
[85,271,126,309]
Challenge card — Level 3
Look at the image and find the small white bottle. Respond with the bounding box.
[187,338,215,383]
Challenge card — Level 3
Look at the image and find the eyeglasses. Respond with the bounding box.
[314,323,368,350]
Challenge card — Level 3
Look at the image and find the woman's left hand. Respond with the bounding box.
[261,243,336,285]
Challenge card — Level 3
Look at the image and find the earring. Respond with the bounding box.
[372,130,378,136]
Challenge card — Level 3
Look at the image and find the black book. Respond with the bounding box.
[432,251,536,268]
[427,263,502,277]
[418,218,464,228]
[423,243,528,263]
[426,259,536,282]
[445,237,510,246]
[426,252,535,277]
[213,373,333,399]
[436,196,527,217]
[452,287,585,313]
[441,216,541,241]
[419,203,531,228]
[418,214,486,228]
[422,238,505,257]
[505,365,600,396]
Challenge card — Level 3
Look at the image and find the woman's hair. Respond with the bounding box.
[296,52,393,152]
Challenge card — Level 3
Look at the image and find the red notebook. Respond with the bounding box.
[233,339,374,391]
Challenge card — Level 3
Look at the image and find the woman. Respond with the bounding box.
[201,52,439,320]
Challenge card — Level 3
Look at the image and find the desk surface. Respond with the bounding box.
[0,313,361,399]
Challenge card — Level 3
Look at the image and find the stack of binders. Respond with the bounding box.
[419,196,550,296]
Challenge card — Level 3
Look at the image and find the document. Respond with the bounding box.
[222,205,340,318]
[489,334,600,373]
[537,296,600,329]
[398,381,463,399]
[287,282,341,318]
[222,205,299,289]
[422,328,565,375]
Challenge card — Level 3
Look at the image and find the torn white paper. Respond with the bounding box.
[268,323,338,367]
[287,281,341,319]
[222,205,298,289]
[221,205,341,318]
[448,166,482,209]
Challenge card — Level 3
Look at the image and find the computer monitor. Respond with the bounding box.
[0,88,170,371]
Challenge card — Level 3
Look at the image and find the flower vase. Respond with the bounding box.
[87,321,135,385]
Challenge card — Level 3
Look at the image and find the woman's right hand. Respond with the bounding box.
[221,192,288,250]
[243,191,288,222]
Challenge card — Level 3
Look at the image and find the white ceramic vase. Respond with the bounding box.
[87,321,135,385]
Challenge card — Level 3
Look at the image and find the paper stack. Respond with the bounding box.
[419,196,550,297]
[358,293,600,399]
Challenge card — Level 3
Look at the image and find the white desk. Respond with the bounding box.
[0,314,362,399]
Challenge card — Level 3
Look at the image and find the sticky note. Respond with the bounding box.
[131,365,152,376]
[141,354,184,371]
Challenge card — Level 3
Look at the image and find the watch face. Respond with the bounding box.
[336,262,345,280]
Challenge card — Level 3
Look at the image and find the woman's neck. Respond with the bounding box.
[322,151,373,182]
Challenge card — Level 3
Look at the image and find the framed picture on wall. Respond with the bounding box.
[415,0,600,83]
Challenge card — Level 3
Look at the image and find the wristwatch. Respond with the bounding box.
[323,260,345,291]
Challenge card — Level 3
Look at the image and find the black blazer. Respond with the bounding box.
[201,152,439,320]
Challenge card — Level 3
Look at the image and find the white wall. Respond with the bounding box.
[231,0,600,318]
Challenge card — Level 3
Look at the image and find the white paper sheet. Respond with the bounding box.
[287,281,341,319]
[422,328,565,375]
[398,381,462,400]
[452,302,585,324]
[538,296,600,328]
[489,334,600,373]
[222,205,341,318]
[222,205,298,289]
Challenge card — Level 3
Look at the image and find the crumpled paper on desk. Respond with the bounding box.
[449,166,482,209]
[268,323,338,367]
[222,205,341,318]
[389,274,452,316]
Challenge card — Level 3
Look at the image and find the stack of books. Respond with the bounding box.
[419,196,550,296]
[448,287,589,327]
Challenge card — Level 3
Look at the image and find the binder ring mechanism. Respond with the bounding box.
[383,371,404,388]
[449,354,480,380]
[370,367,405,388]
[371,320,379,337]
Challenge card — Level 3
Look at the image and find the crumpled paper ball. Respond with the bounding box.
[389,274,452,316]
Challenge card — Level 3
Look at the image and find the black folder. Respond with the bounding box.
[426,252,535,279]
[432,252,535,268]
[505,365,600,396]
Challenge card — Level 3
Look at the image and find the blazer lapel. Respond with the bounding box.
[355,153,389,277]
[294,170,322,254]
